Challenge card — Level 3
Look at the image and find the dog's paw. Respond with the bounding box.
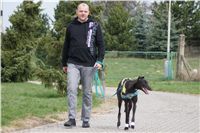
[130,122,135,129]
[124,124,129,130]
[124,127,129,130]
[131,125,135,129]
[117,122,120,128]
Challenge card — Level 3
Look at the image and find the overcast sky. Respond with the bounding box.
[2,0,156,32]
[2,0,58,32]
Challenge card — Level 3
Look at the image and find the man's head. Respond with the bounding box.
[76,3,90,23]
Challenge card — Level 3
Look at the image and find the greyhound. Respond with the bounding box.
[115,76,152,130]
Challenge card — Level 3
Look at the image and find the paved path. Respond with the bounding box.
[12,87,200,133]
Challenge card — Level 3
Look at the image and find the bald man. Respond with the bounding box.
[62,3,105,128]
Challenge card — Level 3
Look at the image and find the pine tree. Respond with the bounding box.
[147,2,179,52]
[104,2,136,51]
[172,1,200,45]
[134,2,150,51]
[1,1,48,82]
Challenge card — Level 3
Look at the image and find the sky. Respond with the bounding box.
[2,0,156,32]
[2,0,59,32]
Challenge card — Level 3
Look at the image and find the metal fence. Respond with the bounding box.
[105,51,177,59]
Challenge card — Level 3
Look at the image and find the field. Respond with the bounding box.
[104,57,199,94]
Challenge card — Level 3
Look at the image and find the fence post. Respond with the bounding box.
[176,34,185,79]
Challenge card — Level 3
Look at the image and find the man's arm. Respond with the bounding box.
[62,27,70,72]
[96,24,105,64]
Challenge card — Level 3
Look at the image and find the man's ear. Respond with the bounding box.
[137,76,140,81]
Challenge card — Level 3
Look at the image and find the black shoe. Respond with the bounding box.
[64,119,76,127]
[82,121,90,128]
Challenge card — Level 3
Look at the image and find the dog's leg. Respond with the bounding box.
[124,100,129,130]
[124,100,132,130]
[131,100,137,129]
[117,97,122,128]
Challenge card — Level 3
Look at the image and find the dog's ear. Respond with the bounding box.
[138,76,144,80]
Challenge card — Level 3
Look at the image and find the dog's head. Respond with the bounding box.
[135,76,152,94]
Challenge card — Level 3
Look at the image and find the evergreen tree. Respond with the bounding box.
[1,1,48,82]
[172,1,200,45]
[134,2,150,51]
[147,2,179,52]
[104,2,136,51]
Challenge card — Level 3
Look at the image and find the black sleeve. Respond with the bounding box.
[61,27,70,67]
[96,24,105,63]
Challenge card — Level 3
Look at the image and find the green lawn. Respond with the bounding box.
[187,57,200,68]
[1,57,199,126]
[150,81,200,94]
[1,83,102,126]
[105,58,165,84]
[104,57,200,94]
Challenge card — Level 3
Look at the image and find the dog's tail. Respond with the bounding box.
[112,85,121,97]
[112,81,122,97]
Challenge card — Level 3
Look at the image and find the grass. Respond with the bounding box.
[105,58,169,85]
[150,81,200,94]
[187,56,200,68]
[1,57,199,126]
[104,57,200,94]
[1,83,102,126]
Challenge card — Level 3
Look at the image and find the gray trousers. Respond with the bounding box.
[67,63,96,122]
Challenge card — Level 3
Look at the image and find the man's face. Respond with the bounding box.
[76,4,89,22]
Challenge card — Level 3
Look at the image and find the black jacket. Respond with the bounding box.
[62,17,105,67]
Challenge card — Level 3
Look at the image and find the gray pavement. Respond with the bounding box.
[12,87,200,133]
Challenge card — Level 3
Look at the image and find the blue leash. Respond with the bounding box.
[94,70,105,98]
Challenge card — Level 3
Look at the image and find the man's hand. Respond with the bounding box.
[94,62,102,70]
[63,66,67,73]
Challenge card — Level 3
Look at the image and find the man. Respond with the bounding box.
[62,3,105,128]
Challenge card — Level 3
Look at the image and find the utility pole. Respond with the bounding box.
[166,0,173,79]
[167,0,171,61]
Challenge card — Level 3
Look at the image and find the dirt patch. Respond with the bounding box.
[2,97,117,133]
[1,113,66,133]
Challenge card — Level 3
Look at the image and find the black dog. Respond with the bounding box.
[115,76,152,130]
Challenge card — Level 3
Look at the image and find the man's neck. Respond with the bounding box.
[78,18,88,23]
